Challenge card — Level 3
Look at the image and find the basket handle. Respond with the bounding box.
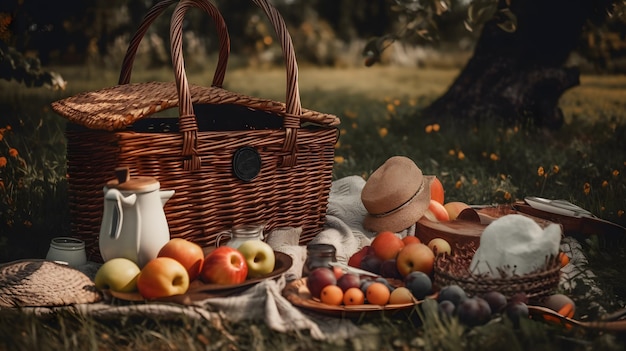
[171,0,302,170]
[118,0,230,88]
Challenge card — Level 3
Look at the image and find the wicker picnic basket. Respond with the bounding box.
[51,0,340,261]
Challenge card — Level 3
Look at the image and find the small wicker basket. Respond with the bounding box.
[433,249,562,300]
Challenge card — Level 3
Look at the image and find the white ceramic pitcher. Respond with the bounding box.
[99,167,174,267]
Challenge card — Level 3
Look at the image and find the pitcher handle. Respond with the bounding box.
[103,189,137,240]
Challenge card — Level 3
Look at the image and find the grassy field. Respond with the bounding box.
[1,65,625,350]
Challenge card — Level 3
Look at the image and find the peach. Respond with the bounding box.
[426,199,450,222]
[444,201,471,220]
[429,176,445,205]
[370,231,405,261]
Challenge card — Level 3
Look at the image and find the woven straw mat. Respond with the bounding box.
[51,82,341,131]
[0,260,102,307]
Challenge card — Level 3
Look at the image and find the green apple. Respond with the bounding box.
[94,257,141,292]
[237,240,275,278]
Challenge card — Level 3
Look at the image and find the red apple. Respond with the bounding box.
[396,243,435,277]
[426,199,450,221]
[200,246,248,285]
[429,176,445,205]
[348,246,372,268]
[444,201,471,221]
[370,231,405,261]
[158,238,204,281]
[137,257,190,299]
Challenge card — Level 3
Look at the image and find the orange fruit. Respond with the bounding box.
[370,231,405,261]
[401,236,421,246]
[320,285,344,306]
[343,287,365,305]
[366,282,391,305]
[429,176,445,205]
[559,252,570,267]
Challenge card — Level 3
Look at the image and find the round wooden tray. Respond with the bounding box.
[282,277,432,319]
[105,251,292,304]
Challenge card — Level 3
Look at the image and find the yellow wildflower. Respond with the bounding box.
[351,122,358,129]
[602,180,608,188]
[490,153,499,161]
[8,148,18,157]
[455,180,463,189]
[334,141,341,149]
[340,129,347,136]
[386,104,395,113]
[5,125,11,131]
[343,110,357,119]
[378,127,388,138]
[583,182,591,195]
[0,157,6,167]
[334,156,345,164]
[500,174,506,180]
[448,149,456,156]
[538,166,545,177]
[618,210,624,217]
[393,99,401,106]
[503,192,511,200]
[471,178,478,185]
[457,151,465,160]
[613,169,620,177]
[432,124,440,132]
[552,165,560,174]
[425,125,433,133]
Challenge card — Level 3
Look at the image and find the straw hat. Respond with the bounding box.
[0,259,102,307]
[361,156,432,233]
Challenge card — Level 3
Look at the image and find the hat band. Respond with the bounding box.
[369,180,425,218]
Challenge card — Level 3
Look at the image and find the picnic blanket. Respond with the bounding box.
[2,176,612,340]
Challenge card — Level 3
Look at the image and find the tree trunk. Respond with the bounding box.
[424,0,601,129]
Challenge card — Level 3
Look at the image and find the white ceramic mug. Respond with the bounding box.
[46,237,87,267]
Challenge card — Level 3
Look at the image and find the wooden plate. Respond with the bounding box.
[105,251,292,304]
[282,277,432,319]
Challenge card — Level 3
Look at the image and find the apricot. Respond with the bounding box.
[320,285,344,306]
[366,282,391,305]
[343,287,365,305]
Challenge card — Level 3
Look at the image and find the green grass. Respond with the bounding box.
[0,65,625,350]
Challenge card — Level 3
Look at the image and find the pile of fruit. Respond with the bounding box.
[304,228,576,327]
[306,231,452,306]
[94,238,276,299]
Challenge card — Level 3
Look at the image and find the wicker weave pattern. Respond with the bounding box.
[433,252,562,299]
[53,0,339,261]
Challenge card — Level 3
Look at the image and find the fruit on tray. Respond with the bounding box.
[157,238,205,281]
[237,240,276,278]
[200,246,248,285]
[306,267,337,299]
[396,242,435,277]
[94,257,141,293]
[137,257,190,299]
[427,238,452,256]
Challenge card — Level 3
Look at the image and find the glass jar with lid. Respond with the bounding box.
[302,243,337,277]
[216,223,265,248]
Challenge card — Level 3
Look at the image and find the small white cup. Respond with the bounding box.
[46,237,87,267]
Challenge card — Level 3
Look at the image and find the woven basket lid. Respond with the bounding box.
[0,259,102,307]
[51,82,341,131]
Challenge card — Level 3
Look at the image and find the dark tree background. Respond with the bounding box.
[1,0,624,127]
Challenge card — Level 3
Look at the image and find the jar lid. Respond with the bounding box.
[105,167,160,192]
[306,243,337,255]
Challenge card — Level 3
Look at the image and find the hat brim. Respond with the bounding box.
[363,176,432,233]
